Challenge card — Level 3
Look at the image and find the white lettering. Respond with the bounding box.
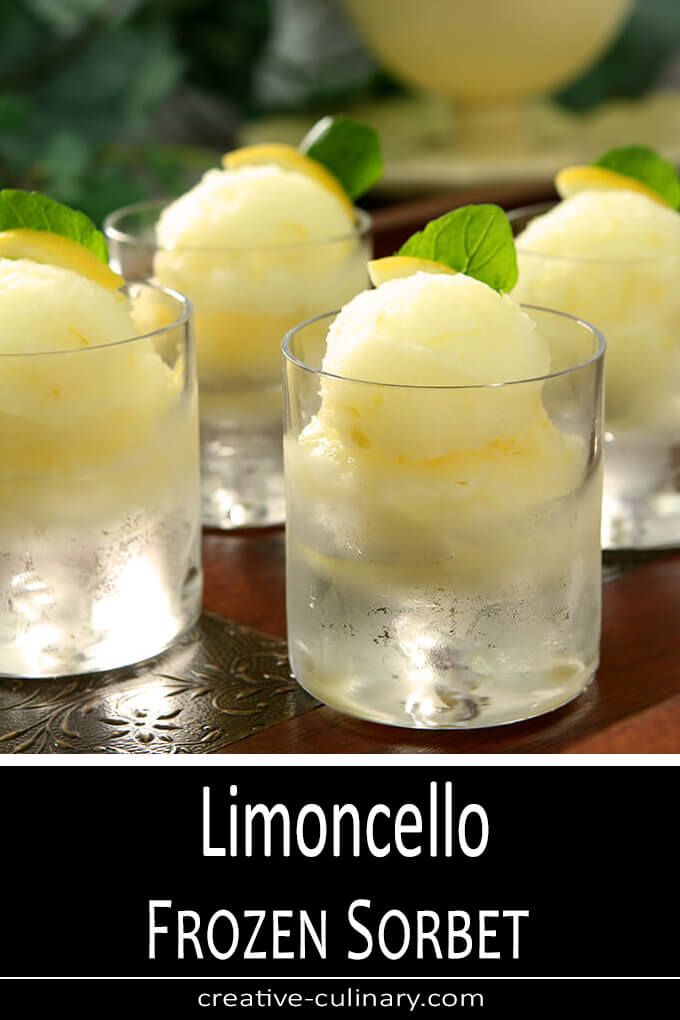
[347,899,373,960]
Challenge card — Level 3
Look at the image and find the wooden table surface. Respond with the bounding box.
[205,186,680,755]
[203,530,680,754]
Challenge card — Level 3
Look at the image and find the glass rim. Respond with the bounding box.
[0,280,192,360]
[509,200,680,266]
[104,197,373,253]
[282,303,606,391]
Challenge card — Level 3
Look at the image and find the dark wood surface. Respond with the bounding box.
[366,179,555,258]
[203,185,680,755]
[202,528,680,754]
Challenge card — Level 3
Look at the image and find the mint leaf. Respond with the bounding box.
[399,205,518,293]
[0,189,108,263]
[595,145,680,208]
[300,115,383,200]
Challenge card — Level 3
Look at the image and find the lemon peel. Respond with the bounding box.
[222,143,354,218]
[367,256,456,287]
[0,229,124,290]
[555,165,671,208]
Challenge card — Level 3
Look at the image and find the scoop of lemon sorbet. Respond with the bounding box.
[156,165,353,250]
[318,272,550,461]
[154,165,363,385]
[0,258,177,476]
[513,190,680,425]
[287,270,593,580]
[515,189,680,260]
[0,257,134,356]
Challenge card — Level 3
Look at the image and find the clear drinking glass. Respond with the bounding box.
[0,283,202,679]
[511,203,680,550]
[105,200,372,530]
[283,307,604,729]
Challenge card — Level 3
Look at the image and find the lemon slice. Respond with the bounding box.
[0,229,124,290]
[555,165,670,208]
[222,143,354,217]
[368,255,457,287]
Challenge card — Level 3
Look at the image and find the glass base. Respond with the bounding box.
[200,389,284,530]
[603,431,680,550]
[0,512,202,680]
[291,658,596,730]
[286,502,601,730]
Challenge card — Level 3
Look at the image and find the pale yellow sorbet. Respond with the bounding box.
[287,272,591,586]
[513,190,680,426]
[0,256,134,356]
[154,165,367,387]
[319,272,550,460]
[515,189,680,259]
[156,165,354,249]
[0,258,179,478]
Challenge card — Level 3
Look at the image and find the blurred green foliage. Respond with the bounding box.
[0,0,678,223]
[557,0,680,110]
[0,0,271,223]
[159,0,270,111]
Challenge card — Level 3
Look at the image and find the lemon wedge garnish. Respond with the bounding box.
[222,143,354,218]
[0,229,124,290]
[555,165,671,208]
[368,256,457,288]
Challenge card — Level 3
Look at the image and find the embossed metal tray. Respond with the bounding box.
[0,552,655,754]
[0,613,316,754]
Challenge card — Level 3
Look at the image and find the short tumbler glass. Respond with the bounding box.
[511,202,680,550]
[0,283,202,679]
[283,307,604,729]
[105,201,372,529]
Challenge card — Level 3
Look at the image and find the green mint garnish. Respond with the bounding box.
[594,145,680,209]
[399,204,518,293]
[300,115,383,200]
[0,189,108,263]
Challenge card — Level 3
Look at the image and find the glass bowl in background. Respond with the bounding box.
[343,0,630,105]
[342,0,631,152]
[0,283,202,679]
[283,306,604,729]
[511,202,680,550]
[105,201,372,530]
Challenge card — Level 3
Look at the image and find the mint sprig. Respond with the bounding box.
[0,189,108,263]
[399,205,518,293]
[300,115,383,200]
[594,145,680,209]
